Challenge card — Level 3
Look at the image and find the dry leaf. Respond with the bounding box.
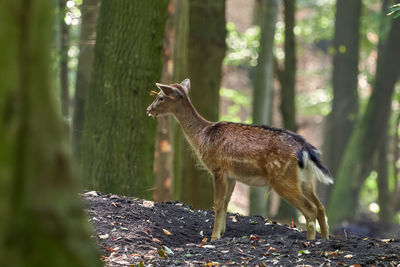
[142,200,154,208]
[199,237,208,247]
[153,238,162,244]
[344,254,353,259]
[99,234,109,239]
[163,228,172,235]
[249,234,260,240]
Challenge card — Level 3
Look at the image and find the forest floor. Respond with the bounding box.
[82,191,400,267]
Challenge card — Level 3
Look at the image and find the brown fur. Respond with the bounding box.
[147,79,332,240]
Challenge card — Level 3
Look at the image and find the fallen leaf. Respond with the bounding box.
[163,229,172,235]
[99,234,109,239]
[229,216,237,222]
[152,238,162,244]
[249,234,260,240]
[206,262,219,266]
[202,245,216,249]
[157,249,167,258]
[162,245,174,255]
[146,227,151,234]
[344,254,353,259]
[142,200,154,208]
[199,237,208,247]
[174,247,184,252]
[111,202,119,208]
[84,191,98,197]
[298,250,311,256]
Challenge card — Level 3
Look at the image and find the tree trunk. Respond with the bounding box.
[250,0,279,217]
[180,0,226,209]
[154,0,176,202]
[328,16,400,228]
[81,0,169,199]
[377,135,391,223]
[273,0,298,221]
[72,0,99,161]
[0,1,101,265]
[171,0,189,201]
[60,0,70,118]
[323,0,361,178]
[280,0,297,132]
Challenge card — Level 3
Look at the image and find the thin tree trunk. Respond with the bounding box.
[250,0,279,217]
[154,0,176,201]
[72,0,99,160]
[377,135,391,223]
[328,16,400,228]
[81,0,169,198]
[273,0,298,221]
[60,0,69,118]
[180,0,226,209]
[172,0,189,201]
[0,0,101,265]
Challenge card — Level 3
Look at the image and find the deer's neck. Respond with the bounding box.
[173,100,211,149]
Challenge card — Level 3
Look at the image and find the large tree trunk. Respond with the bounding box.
[0,1,100,265]
[327,16,400,228]
[323,0,361,179]
[250,0,279,217]
[180,0,226,209]
[72,0,99,161]
[81,0,169,199]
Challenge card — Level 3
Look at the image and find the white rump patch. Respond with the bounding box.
[298,151,334,185]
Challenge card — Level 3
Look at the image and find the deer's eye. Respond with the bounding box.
[158,96,164,102]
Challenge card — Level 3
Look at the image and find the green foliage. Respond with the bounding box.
[388,3,400,18]
[224,22,260,67]
[220,87,252,123]
[296,0,335,43]
[297,88,332,116]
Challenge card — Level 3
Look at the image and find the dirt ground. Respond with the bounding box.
[82,191,400,266]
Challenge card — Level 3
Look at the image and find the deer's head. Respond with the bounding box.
[146,78,190,118]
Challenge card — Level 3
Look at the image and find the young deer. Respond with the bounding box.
[147,79,333,240]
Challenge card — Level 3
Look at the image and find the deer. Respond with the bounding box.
[146,79,333,240]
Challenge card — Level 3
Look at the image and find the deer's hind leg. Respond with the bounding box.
[270,164,318,240]
[301,183,329,239]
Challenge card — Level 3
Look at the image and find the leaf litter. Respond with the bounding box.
[82,191,400,266]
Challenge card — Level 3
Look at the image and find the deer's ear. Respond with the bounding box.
[180,78,190,95]
[156,83,176,97]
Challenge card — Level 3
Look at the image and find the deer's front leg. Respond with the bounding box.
[211,170,228,241]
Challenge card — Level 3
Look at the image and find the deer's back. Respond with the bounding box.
[198,122,307,185]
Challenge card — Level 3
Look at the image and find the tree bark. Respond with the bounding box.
[328,16,400,228]
[154,0,176,202]
[72,0,99,161]
[250,0,279,217]
[273,0,298,221]
[377,135,391,223]
[0,0,101,265]
[60,0,70,118]
[323,0,361,179]
[81,0,169,198]
[180,0,226,209]
[171,0,189,201]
